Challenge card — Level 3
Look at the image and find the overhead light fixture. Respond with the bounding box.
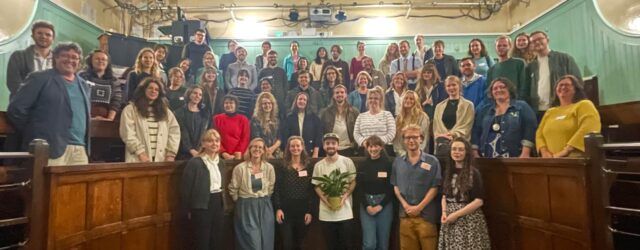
[364,17,396,37]
[335,9,347,22]
[234,17,268,39]
[289,8,299,21]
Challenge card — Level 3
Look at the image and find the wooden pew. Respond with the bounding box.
[0,140,49,250]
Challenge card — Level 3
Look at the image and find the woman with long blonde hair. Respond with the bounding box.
[393,90,430,156]
[251,92,282,159]
[126,48,161,101]
[378,42,400,82]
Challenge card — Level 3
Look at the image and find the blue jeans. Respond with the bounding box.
[360,202,393,250]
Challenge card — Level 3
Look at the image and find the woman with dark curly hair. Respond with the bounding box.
[467,38,494,76]
[120,77,180,162]
[439,137,490,250]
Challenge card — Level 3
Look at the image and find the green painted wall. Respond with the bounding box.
[1,0,638,111]
[209,36,500,69]
[511,0,640,105]
[0,0,101,110]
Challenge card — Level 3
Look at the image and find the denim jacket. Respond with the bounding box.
[472,100,537,157]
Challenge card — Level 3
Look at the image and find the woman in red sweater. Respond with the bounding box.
[213,95,250,160]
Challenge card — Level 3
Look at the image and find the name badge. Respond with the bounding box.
[336,67,343,71]
[377,172,387,178]
[373,76,379,79]
[555,115,567,120]
[298,170,308,177]
[254,173,263,179]
[420,163,432,171]
[179,96,184,100]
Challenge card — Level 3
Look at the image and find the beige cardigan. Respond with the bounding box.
[119,104,181,162]
[433,97,475,141]
[393,112,430,156]
[228,161,275,201]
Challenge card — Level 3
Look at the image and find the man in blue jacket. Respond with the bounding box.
[8,42,91,166]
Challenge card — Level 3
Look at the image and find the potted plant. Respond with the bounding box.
[312,169,355,210]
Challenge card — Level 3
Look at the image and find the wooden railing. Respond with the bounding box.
[585,134,640,250]
[0,140,49,250]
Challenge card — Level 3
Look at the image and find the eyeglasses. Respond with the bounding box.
[58,54,81,61]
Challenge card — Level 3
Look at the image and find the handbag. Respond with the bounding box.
[434,137,452,158]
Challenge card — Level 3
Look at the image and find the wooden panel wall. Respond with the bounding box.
[44,163,181,250]
[477,158,594,250]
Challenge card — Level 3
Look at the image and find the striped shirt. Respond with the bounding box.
[353,110,396,146]
[229,87,256,118]
[146,108,159,158]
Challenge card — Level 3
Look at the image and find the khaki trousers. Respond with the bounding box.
[48,145,88,166]
[399,217,437,250]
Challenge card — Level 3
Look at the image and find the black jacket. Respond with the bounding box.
[180,156,227,209]
[280,112,323,153]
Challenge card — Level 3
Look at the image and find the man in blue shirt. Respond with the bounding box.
[8,42,91,166]
[391,124,441,250]
[460,57,487,108]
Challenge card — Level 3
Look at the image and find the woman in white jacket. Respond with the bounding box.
[120,77,180,162]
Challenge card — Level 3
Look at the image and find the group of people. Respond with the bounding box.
[181,125,488,250]
[5,20,603,250]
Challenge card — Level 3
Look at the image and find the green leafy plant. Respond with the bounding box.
[312,169,355,197]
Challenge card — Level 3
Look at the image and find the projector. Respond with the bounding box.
[309,7,332,22]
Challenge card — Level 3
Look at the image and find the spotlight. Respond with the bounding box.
[289,9,299,21]
[335,9,347,22]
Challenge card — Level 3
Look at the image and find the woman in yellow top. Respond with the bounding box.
[536,75,601,158]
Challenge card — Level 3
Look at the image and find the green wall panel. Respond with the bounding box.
[512,0,640,105]
[0,0,101,111]
[209,36,500,71]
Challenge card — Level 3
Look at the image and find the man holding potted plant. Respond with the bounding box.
[312,133,357,250]
[391,124,442,250]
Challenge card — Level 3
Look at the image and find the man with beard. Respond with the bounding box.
[225,46,258,91]
[8,42,91,166]
[362,56,388,89]
[312,133,357,250]
[459,57,487,108]
[486,35,527,96]
[285,71,323,115]
[391,124,441,250]
[524,31,582,116]
[257,50,287,117]
[321,45,351,92]
[7,21,55,97]
[319,85,360,156]
[390,40,423,90]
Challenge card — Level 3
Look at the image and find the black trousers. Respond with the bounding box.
[190,192,224,250]
[278,210,309,250]
[321,219,355,250]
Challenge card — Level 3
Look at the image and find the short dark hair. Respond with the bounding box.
[32,20,55,37]
[330,44,343,54]
[399,40,410,48]
[297,70,311,78]
[223,94,239,105]
[290,40,299,46]
[52,42,83,67]
[551,75,587,106]
[530,30,548,39]
[267,50,278,56]
[433,40,445,48]
[194,28,206,34]
[227,39,238,48]
[262,40,272,47]
[488,77,518,100]
[459,57,475,65]
[153,44,167,53]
